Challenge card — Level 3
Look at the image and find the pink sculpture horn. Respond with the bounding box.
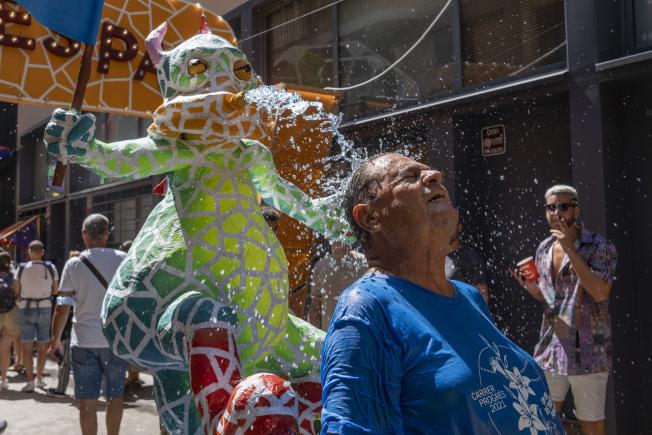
[146,21,168,65]
[200,13,210,34]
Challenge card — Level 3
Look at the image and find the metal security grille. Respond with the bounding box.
[460,0,566,86]
[266,0,334,88]
[92,185,160,247]
[266,0,331,52]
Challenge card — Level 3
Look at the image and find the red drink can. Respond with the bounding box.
[517,257,540,282]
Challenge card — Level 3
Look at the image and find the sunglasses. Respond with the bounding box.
[544,202,577,212]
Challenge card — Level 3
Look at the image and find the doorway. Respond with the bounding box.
[453,97,571,351]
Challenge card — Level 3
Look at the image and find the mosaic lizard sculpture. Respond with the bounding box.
[45,16,351,435]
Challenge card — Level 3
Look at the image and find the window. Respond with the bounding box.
[262,0,566,120]
[18,122,53,205]
[70,113,148,192]
[92,185,160,247]
[267,0,334,88]
[633,0,652,50]
[338,0,453,119]
[228,15,242,41]
[349,125,428,163]
[460,0,566,86]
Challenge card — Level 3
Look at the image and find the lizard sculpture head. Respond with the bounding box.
[146,16,260,102]
[144,16,272,145]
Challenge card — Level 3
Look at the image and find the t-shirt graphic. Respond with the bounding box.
[321,274,564,435]
[472,335,559,434]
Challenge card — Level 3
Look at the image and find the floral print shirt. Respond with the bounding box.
[533,227,617,375]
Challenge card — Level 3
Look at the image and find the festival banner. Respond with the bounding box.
[0,0,233,116]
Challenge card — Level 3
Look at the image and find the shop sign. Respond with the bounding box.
[0,0,233,116]
[481,124,506,157]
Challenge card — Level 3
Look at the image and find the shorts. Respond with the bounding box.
[19,307,52,342]
[545,370,609,422]
[0,307,20,336]
[71,346,128,400]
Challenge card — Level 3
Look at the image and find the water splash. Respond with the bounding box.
[244,86,385,200]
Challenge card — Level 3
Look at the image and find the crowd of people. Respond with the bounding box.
[0,215,129,434]
[0,153,617,435]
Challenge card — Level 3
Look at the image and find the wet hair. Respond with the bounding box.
[545,185,579,203]
[82,214,110,240]
[342,152,393,245]
[28,240,44,251]
[0,251,11,273]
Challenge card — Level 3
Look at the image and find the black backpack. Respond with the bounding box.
[0,272,16,313]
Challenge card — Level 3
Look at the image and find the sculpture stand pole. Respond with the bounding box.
[51,43,95,187]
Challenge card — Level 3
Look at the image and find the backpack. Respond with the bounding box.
[0,272,16,313]
[17,261,56,283]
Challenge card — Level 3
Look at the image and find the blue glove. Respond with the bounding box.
[44,108,96,162]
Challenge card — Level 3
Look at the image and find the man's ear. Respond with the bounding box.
[352,204,380,235]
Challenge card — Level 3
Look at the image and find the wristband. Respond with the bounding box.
[56,296,75,306]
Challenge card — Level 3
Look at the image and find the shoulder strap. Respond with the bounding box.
[44,261,56,281]
[79,255,108,289]
[17,263,25,280]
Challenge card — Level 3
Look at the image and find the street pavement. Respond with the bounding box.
[1,359,583,435]
[0,359,161,434]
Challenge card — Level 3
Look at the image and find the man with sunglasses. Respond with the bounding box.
[511,185,617,435]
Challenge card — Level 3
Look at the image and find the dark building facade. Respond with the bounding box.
[7,111,162,272]
[222,0,650,432]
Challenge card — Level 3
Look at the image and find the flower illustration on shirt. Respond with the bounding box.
[541,392,555,416]
[514,394,547,435]
[478,335,558,434]
[506,367,535,401]
[490,356,507,376]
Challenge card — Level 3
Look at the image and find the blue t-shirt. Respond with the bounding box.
[321,272,563,435]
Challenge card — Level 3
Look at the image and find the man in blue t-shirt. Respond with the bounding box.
[321,153,563,434]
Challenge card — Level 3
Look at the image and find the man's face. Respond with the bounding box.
[371,154,457,247]
[28,247,44,261]
[545,193,580,229]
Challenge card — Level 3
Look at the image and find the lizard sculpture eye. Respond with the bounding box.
[188,58,208,75]
[233,60,252,81]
